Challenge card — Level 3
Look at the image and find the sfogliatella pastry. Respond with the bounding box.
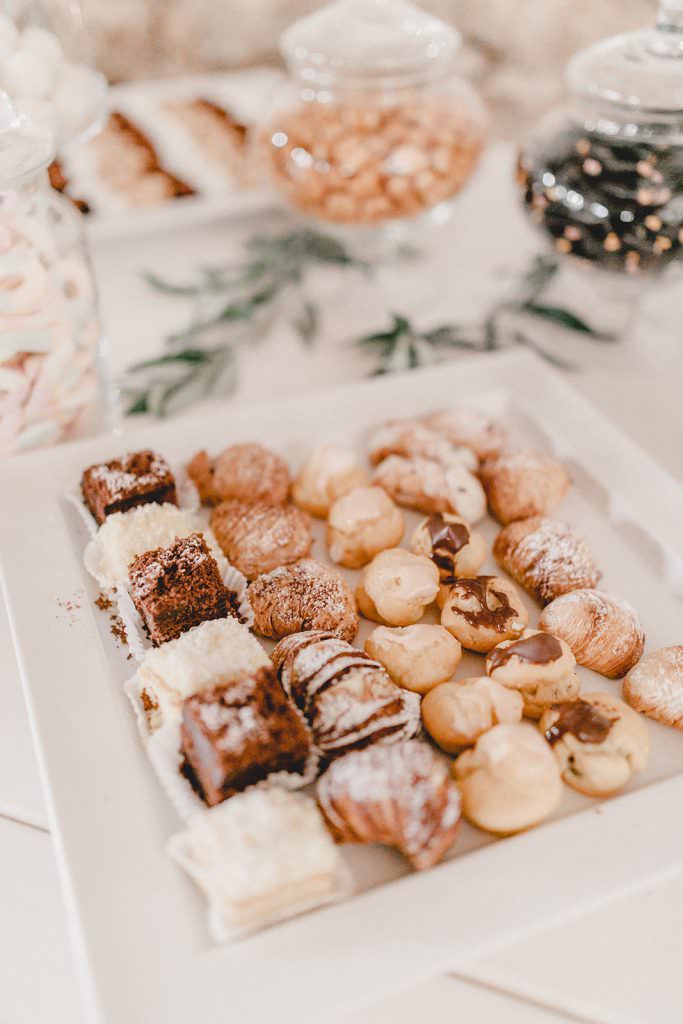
[180,666,313,805]
[137,618,270,729]
[487,628,580,718]
[188,443,290,507]
[423,407,506,462]
[317,740,461,870]
[168,788,348,941]
[453,723,562,834]
[422,676,523,753]
[326,486,404,569]
[539,589,645,679]
[623,645,683,729]
[356,548,439,626]
[373,454,486,523]
[365,624,462,694]
[480,450,570,525]
[210,500,312,580]
[366,420,476,471]
[410,512,487,584]
[440,576,529,653]
[540,692,650,797]
[493,516,601,605]
[81,449,177,525]
[249,559,358,642]
[272,631,421,760]
[292,445,367,518]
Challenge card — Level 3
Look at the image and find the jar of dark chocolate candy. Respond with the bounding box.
[518,1,683,291]
[262,0,487,243]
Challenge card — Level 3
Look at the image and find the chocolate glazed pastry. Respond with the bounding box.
[488,632,563,672]
[426,513,470,583]
[453,577,518,629]
[545,699,614,747]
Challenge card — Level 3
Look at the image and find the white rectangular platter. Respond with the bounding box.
[2,350,683,1024]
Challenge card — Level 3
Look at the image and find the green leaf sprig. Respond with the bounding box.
[121,228,367,417]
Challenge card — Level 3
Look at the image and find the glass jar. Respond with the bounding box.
[262,0,487,236]
[0,96,107,455]
[0,0,107,147]
[517,1,683,292]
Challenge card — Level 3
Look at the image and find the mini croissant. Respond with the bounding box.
[317,740,461,870]
[539,589,644,679]
[248,559,358,642]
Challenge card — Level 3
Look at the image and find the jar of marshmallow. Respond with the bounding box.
[0,3,106,146]
[262,0,487,241]
[0,95,107,454]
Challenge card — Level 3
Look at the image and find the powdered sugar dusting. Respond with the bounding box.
[624,646,683,728]
[317,740,461,869]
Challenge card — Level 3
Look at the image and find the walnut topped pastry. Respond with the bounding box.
[539,589,645,679]
[423,407,506,462]
[367,420,477,471]
[623,646,683,729]
[210,500,312,580]
[188,443,290,507]
[356,548,440,627]
[486,628,580,718]
[317,739,461,870]
[411,512,487,584]
[540,691,650,797]
[292,444,367,518]
[480,450,570,525]
[326,486,404,569]
[272,631,421,760]
[373,454,486,523]
[440,575,529,653]
[493,516,601,605]
[248,558,358,642]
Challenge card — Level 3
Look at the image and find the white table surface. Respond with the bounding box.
[1,142,682,1023]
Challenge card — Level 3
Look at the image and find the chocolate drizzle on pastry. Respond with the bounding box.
[454,576,518,630]
[427,514,470,582]
[488,632,563,672]
[545,699,614,747]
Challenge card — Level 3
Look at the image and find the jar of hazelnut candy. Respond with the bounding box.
[263,0,487,235]
[517,1,682,334]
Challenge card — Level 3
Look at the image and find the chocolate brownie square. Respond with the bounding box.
[81,450,177,525]
[180,666,312,806]
[128,533,234,645]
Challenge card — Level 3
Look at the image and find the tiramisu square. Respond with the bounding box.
[81,450,177,525]
[180,666,312,806]
[128,533,234,645]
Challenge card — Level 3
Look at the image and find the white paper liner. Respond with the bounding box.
[126,675,320,821]
[166,799,353,944]
[84,513,252,663]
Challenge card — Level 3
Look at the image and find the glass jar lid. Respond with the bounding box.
[280,0,461,88]
[567,0,683,115]
[0,90,53,187]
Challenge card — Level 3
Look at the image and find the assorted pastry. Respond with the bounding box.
[77,404,679,943]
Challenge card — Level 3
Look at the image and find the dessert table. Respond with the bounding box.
[2,141,682,1023]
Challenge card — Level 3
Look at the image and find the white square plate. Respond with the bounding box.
[2,350,683,1024]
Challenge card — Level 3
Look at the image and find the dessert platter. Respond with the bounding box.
[54,68,286,240]
[1,350,683,1023]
